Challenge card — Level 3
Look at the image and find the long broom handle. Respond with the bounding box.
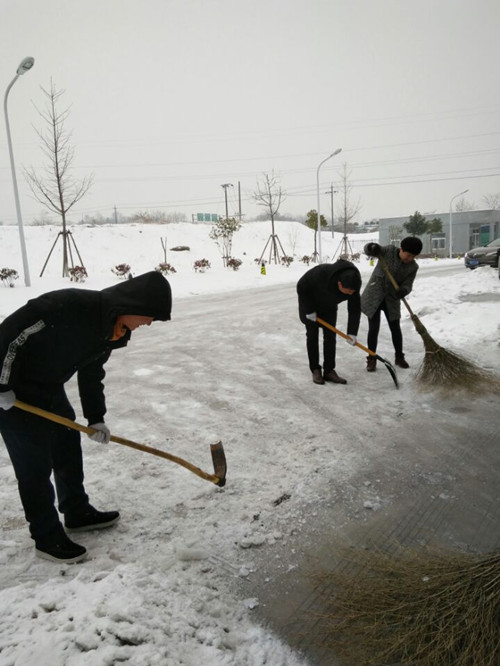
[13,399,222,485]
[377,256,415,318]
[316,317,377,357]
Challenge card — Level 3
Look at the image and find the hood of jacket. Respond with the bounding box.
[100,271,172,336]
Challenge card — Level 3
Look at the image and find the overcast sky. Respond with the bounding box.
[1,0,499,226]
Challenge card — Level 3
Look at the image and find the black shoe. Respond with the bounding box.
[312,368,325,385]
[323,370,347,384]
[36,534,87,563]
[367,356,377,372]
[395,354,410,369]
[65,507,120,532]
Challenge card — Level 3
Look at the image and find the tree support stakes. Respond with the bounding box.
[40,230,86,277]
[258,234,287,265]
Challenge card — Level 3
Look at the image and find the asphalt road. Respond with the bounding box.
[172,265,500,666]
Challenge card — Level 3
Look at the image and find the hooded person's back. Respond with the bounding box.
[0,271,172,392]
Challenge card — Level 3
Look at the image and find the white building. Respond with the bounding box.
[377,209,500,257]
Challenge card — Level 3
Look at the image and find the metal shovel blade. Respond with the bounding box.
[374,354,399,388]
[316,317,399,389]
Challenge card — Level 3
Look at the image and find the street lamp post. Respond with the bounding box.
[4,56,35,287]
[449,189,469,259]
[325,184,338,238]
[316,148,342,263]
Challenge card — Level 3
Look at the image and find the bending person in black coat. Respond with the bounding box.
[297,259,362,385]
[0,272,172,563]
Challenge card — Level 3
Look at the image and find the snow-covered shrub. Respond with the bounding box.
[68,266,88,282]
[281,255,294,267]
[226,258,242,271]
[193,259,211,273]
[300,255,312,265]
[156,262,177,276]
[112,263,131,279]
[209,217,241,267]
[0,268,19,287]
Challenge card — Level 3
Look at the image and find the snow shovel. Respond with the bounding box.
[13,400,227,487]
[316,317,399,388]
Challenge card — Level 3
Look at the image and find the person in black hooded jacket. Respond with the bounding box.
[297,259,362,385]
[0,271,172,563]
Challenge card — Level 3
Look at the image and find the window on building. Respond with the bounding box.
[470,226,481,248]
[389,225,403,244]
[431,234,446,250]
[480,224,490,245]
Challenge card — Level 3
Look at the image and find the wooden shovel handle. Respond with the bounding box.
[316,317,376,357]
[13,400,224,486]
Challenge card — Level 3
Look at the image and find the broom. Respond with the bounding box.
[378,255,497,392]
[314,544,500,666]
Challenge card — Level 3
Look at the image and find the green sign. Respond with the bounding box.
[196,213,219,222]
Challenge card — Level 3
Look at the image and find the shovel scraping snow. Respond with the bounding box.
[316,317,399,389]
[13,400,227,487]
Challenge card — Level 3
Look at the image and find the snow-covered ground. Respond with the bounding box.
[0,221,499,666]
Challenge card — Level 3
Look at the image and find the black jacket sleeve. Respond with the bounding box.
[346,292,361,336]
[395,264,418,298]
[77,350,112,425]
[0,304,46,392]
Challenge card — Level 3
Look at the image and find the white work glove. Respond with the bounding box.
[305,312,317,322]
[345,335,357,346]
[0,390,16,410]
[88,422,111,444]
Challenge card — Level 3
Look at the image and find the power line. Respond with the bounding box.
[3,131,499,173]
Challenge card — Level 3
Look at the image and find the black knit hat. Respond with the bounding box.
[401,236,423,255]
[338,269,361,291]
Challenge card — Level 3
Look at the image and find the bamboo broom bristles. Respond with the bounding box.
[377,258,499,393]
[312,545,500,666]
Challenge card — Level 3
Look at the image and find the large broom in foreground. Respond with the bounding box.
[378,256,498,393]
[314,544,500,666]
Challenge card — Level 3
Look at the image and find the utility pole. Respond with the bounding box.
[114,205,118,223]
[237,181,242,221]
[221,183,233,220]
[325,184,338,237]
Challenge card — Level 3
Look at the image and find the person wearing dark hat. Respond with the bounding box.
[361,236,422,371]
[0,271,172,563]
[297,259,362,385]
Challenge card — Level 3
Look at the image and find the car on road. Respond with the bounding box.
[464,237,500,269]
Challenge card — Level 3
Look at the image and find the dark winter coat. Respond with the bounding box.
[296,259,361,336]
[361,244,419,321]
[0,272,171,424]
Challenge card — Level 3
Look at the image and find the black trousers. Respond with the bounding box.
[298,301,338,372]
[367,300,403,356]
[0,385,89,545]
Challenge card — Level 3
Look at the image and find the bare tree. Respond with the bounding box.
[332,163,362,261]
[24,80,93,277]
[252,172,288,264]
[389,225,404,244]
[166,211,187,223]
[481,192,500,210]
[130,210,167,224]
[455,197,476,212]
